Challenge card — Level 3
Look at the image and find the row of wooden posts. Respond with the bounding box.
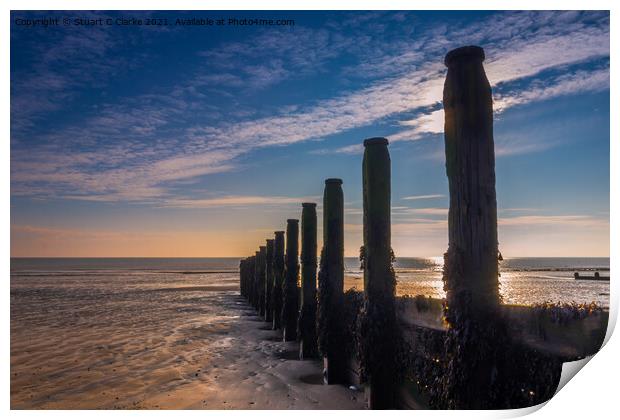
[239,136,396,408]
[239,46,506,409]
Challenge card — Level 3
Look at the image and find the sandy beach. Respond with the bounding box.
[10,272,365,409]
[10,257,609,409]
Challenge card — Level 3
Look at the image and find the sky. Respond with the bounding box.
[10,10,610,258]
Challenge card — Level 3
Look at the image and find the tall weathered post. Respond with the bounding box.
[317,178,346,384]
[257,246,267,317]
[272,231,285,330]
[282,219,300,341]
[265,239,275,323]
[298,202,318,359]
[441,46,506,409]
[360,137,398,409]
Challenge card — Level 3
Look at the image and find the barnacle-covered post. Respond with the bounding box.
[361,137,398,409]
[282,219,300,341]
[257,246,267,317]
[298,202,318,359]
[441,45,506,409]
[265,239,275,323]
[317,178,346,384]
[272,231,285,330]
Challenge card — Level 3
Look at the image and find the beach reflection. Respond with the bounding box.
[344,257,609,308]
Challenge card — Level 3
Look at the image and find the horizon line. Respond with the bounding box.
[9,255,611,259]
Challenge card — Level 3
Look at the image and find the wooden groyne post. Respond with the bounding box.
[282,219,300,341]
[239,258,246,298]
[252,250,261,309]
[299,202,319,359]
[272,231,285,330]
[441,45,506,409]
[248,256,256,304]
[257,246,267,318]
[361,137,398,409]
[240,257,251,299]
[265,239,275,323]
[317,178,347,384]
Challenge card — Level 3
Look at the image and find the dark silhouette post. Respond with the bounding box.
[361,137,398,409]
[441,46,506,409]
[272,231,285,330]
[265,239,275,323]
[317,178,346,384]
[240,258,249,299]
[245,256,254,304]
[244,258,250,299]
[298,202,318,359]
[248,255,256,304]
[253,250,261,309]
[239,259,245,297]
[257,246,267,317]
[282,219,300,341]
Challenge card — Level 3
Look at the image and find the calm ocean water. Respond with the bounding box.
[11,257,609,307]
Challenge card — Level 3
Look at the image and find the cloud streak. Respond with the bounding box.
[402,194,445,201]
[10,11,609,202]
[160,195,319,209]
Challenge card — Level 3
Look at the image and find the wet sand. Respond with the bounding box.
[11,276,365,409]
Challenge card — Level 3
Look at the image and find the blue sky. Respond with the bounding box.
[10,10,610,257]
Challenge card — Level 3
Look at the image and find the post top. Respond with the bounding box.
[302,202,317,207]
[266,239,274,244]
[444,46,485,67]
[325,178,343,185]
[364,137,389,147]
[259,246,266,251]
[286,218,299,224]
[274,230,285,235]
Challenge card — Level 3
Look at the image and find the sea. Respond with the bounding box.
[11,257,610,308]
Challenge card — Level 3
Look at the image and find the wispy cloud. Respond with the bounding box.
[402,194,445,201]
[310,144,365,155]
[395,207,449,216]
[493,66,609,113]
[10,11,609,203]
[499,214,608,228]
[196,26,352,90]
[160,195,319,209]
[11,11,150,134]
